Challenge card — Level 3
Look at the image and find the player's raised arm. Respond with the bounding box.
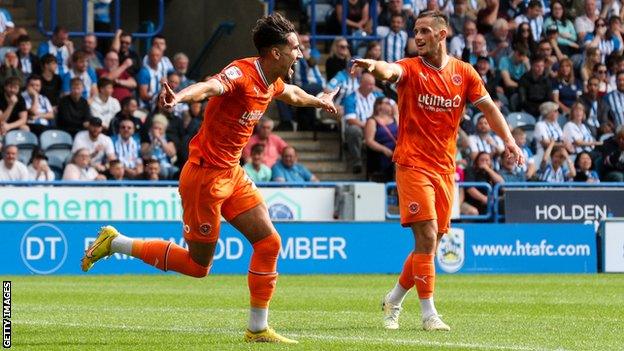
[350,58,403,83]
[276,84,338,114]
[476,98,525,166]
[159,79,223,109]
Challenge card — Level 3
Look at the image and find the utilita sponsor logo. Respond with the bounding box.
[417,94,461,111]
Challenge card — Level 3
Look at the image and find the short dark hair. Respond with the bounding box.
[151,34,166,44]
[70,77,83,87]
[527,0,542,8]
[251,143,265,155]
[97,77,114,90]
[26,74,42,84]
[415,10,448,28]
[71,50,88,63]
[4,76,21,87]
[41,53,57,65]
[16,35,30,44]
[109,159,122,168]
[252,13,297,55]
[53,25,68,35]
[530,54,545,64]
[121,96,137,108]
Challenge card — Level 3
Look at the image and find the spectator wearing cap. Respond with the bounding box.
[243,143,272,183]
[519,55,552,118]
[39,54,62,107]
[242,118,288,168]
[514,0,545,41]
[0,76,27,135]
[90,78,121,132]
[72,117,116,173]
[97,50,136,102]
[543,1,579,56]
[534,101,565,160]
[22,75,54,136]
[16,35,39,78]
[62,147,107,181]
[61,50,98,101]
[111,117,143,178]
[0,144,29,180]
[271,146,319,182]
[28,149,54,181]
[57,77,92,136]
[140,113,177,179]
[37,26,73,76]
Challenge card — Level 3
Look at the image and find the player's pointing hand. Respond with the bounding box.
[318,89,339,114]
[159,82,177,110]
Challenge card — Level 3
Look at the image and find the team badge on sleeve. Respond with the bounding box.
[225,66,243,80]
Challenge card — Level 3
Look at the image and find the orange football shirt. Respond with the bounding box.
[394,56,490,174]
[188,57,285,168]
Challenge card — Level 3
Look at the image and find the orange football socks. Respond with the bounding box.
[412,253,435,299]
[132,240,209,278]
[247,233,281,308]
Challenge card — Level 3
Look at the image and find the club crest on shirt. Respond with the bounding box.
[408,202,420,214]
[225,66,242,80]
[451,73,462,86]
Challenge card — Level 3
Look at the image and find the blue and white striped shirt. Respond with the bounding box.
[137,65,165,109]
[61,68,98,99]
[539,163,566,182]
[21,91,53,126]
[379,28,408,63]
[112,134,141,168]
[326,70,360,106]
[605,89,624,127]
[343,90,385,123]
[37,40,70,76]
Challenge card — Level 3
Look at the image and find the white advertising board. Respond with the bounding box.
[603,220,624,273]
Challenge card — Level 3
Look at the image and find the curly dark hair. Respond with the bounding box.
[252,13,296,55]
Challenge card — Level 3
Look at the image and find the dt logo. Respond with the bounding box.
[20,223,68,274]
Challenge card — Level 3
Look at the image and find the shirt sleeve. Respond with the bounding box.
[273,77,285,96]
[136,68,150,86]
[88,68,97,87]
[395,58,411,86]
[343,93,356,120]
[300,165,313,181]
[271,164,285,181]
[468,136,478,153]
[465,64,490,105]
[211,63,248,95]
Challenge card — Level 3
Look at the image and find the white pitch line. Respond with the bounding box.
[13,319,567,351]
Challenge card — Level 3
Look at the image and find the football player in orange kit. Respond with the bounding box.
[352,10,524,331]
[81,13,337,344]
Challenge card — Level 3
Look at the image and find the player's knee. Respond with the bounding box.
[253,233,281,258]
[188,258,211,278]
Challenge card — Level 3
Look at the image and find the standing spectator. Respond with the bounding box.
[563,102,602,158]
[325,37,350,81]
[364,41,382,61]
[111,118,143,178]
[0,76,27,134]
[519,55,552,117]
[0,51,24,87]
[57,78,92,136]
[173,52,194,90]
[575,0,599,43]
[0,144,29,180]
[243,118,288,168]
[601,126,624,181]
[62,51,98,100]
[82,34,103,70]
[552,58,582,115]
[109,97,143,136]
[107,159,126,180]
[515,0,545,41]
[579,76,611,138]
[468,115,505,162]
[141,34,174,78]
[27,150,54,181]
[534,101,565,159]
[137,47,165,110]
[486,19,512,64]
[465,152,504,214]
[72,117,116,172]
[22,75,54,136]
[583,18,622,64]
[37,26,72,76]
[97,50,136,102]
[543,0,579,56]
[343,72,385,173]
[62,148,106,181]
[140,113,177,179]
[573,151,600,182]
[90,78,121,131]
[271,146,319,182]
[244,143,272,183]
[16,35,39,77]
[364,97,397,182]
[111,30,141,75]
[141,158,161,181]
[39,54,62,107]
[449,19,477,59]
[476,0,499,33]
[512,127,538,179]
[605,70,624,128]
[539,141,576,182]
[377,14,408,63]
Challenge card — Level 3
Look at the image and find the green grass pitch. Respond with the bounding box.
[7,274,624,350]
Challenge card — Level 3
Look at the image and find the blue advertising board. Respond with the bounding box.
[0,222,597,275]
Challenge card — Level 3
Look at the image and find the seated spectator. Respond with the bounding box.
[0,144,28,180]
[573,151,600,182]
[552,58,582,115]
[106,159,126,180]
[141,34,174,79]
[535,39,561,80]
[534,101,565,159]
[580,47,601,86]
[0,51,24,87]
[109,97,143,136]
[512,19,538,56]
[97,50,136,102]
[141,158,161,181]
[456,164,479,216]
[17,35,39,77]
[166,72,189,119]
[539,141,576,182]
[111,30,141,76]
[343,72,385,173]
[579,76,611,138]
[449,19,478,59]
[0,76,27,134]
[449,0,474,37]
[364,41,382,60]
[39,54,62,107]
[499,149,527,182]
[242,118,288,168]
[27,149,54,181]
[468,115,504,163]
[601,126,624,181]
[62,148,106,181]
[486,19,512,64]
[57,77,92,136]
[563,102,602,158]
[140,113,177,179]
[61,50,97,101]
[244,144,272,183]
[463,33,495,69]
[584,18,621,63]
[519,55,552,118]
[271,146,318,182]
[575,0,599,43]
[325,61,361,112]
[37,25,72,76]
[514,0,545,41]
[137,47,166,110]
[325,37,350,81]
[594,63,614,96]
[512,128,537,179]
[72,117,116,173]
[543,0,579,56]
[364,97,397,182]
[376,14,408,63]
[465,152,504,214]
[22,75,53,136]
[498,44,530,100]
[90,78,121,131]
[81,34,103,70]
[605,70,624,129]
[111,117,143,179]
[173,52,194,89]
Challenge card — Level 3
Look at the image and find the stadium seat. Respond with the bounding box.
[46,154,65,180]
[4,130,38,164]
[506,112,536,130]
[40,129,73,151]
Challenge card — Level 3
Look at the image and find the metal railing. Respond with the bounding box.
[36,0,164,38]
[385,182,493,221]
[492,182,624,222]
